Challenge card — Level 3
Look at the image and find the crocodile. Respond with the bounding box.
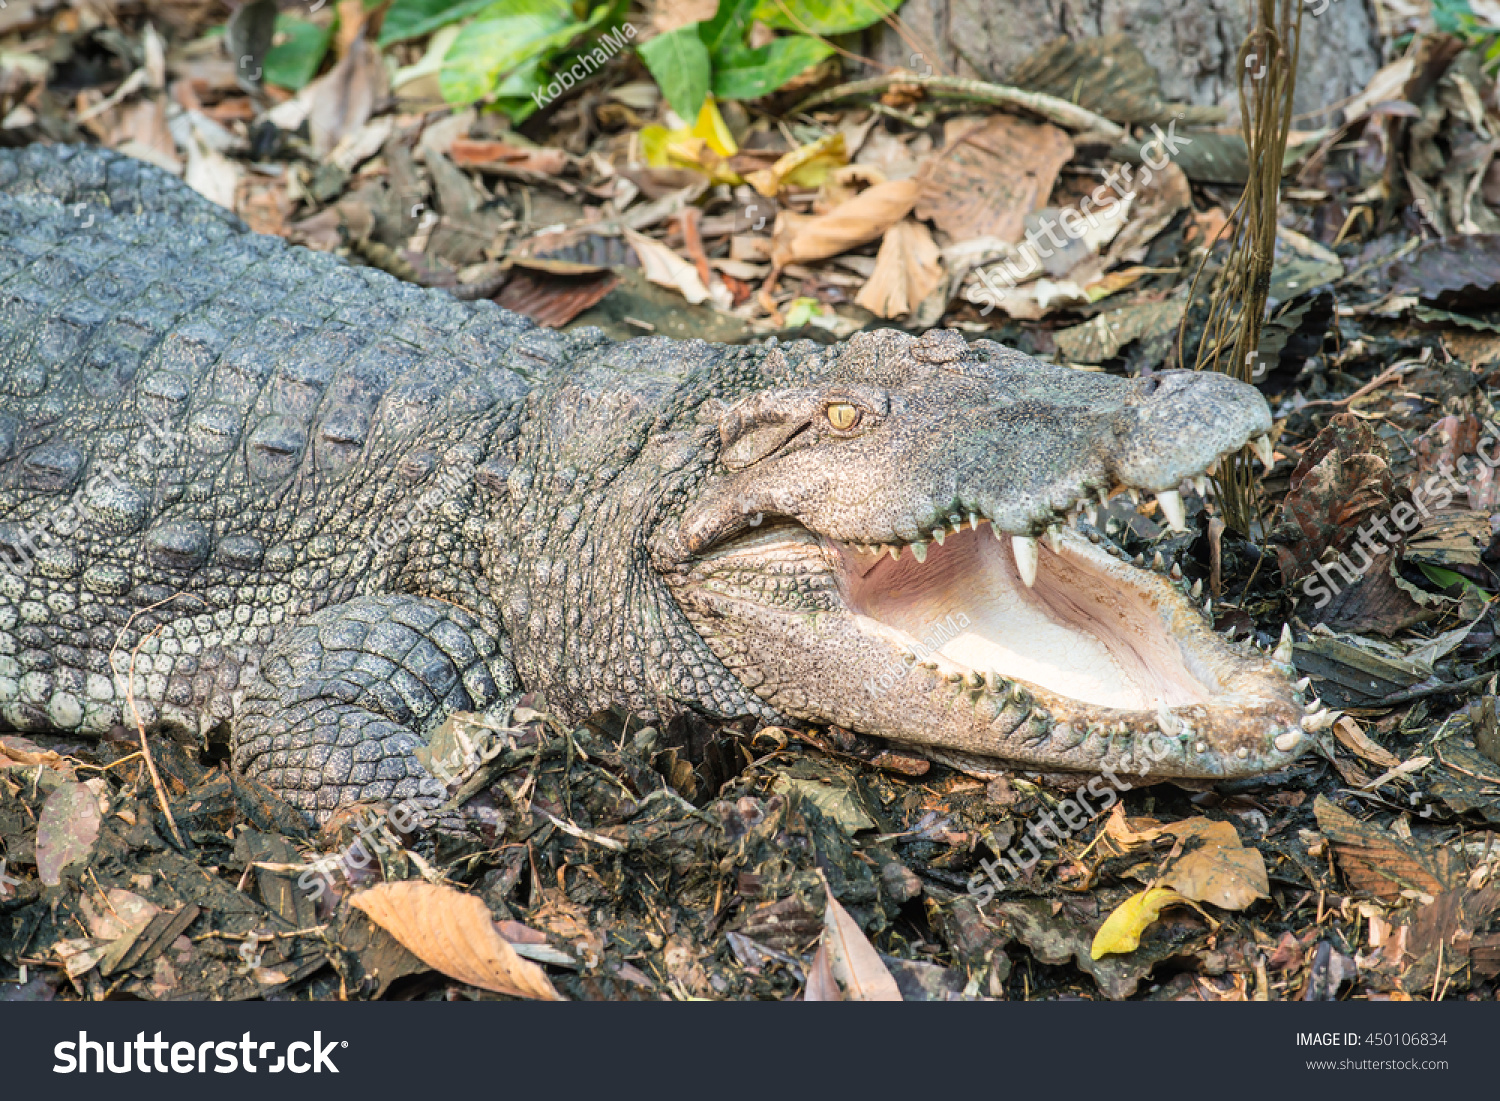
[0,144,1319,824]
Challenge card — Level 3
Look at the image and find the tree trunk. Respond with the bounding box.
[863,0,1383,121]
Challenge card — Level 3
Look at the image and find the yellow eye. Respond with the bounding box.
[826,403,861,430]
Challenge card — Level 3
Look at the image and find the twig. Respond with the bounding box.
[107,593,201,851]
[789,74,1128,140]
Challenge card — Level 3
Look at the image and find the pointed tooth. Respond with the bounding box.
[1190,579,1202,599]
[1251,434,1275,467]
[1192,475,1209,497]
[1295,676,1312,692]
[1012,536,1039,588]
[1170,562,1183,580]
[1156,489,1187,532]
[984,671,1006,693]
[1043,525,1062,554]
[1132,554,1145,567]
[965,671,983,689]
[887,544,901,561]
[1204,599,1213,619]
[1127,487,1141,504]
[1273,623,1294,665]
[991,523,1004,541]
[911,541,928,563]
[932,527,945,546]
[1205,456,1220,477]
[1152,551,1165,571]
[1084,504,1098,526]
[1275,731,1302,752]
[1302,708,1337,732]
[968,512,980,531]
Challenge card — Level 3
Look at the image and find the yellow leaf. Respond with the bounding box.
[639,120,741,185]
[745,132,847,198]
[692,97,737,157]
[1090,887,1190,960]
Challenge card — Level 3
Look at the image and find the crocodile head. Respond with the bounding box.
[656,328,1317,779]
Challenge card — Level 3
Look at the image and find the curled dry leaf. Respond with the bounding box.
[1090,886,1198,960]
[915,114,1073,243]
[622,227,730,308]
[772,177,923,267]
[855,219,943,319]
[307,29,387,159]
[351,881,564,1000]
[819,883,902,1001]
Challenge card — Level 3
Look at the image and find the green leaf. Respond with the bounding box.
[263,15,333,90]
[699,0,759,58]
[379,0,494,46]
[752,0,900,35]
[711,33,832,100]
[437,0,587,105]
[638,24,712,119]
[1418,563,1490,594]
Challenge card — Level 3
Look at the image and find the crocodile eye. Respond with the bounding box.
[825,403,861,430]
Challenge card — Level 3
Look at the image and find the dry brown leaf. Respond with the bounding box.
[802,940,840,1001]
[184,129,239,210]
[451,137,570,177]
[855,219,943,318]
[1314,794,1457,901]
[623,227,717,305]
[1159,819,1269,911]
[772,177,922,267]
[915,114,1073,242]
[36,781,102,886]
[307,29,386,159]
[820,884,901,1001]
[1332,716,1402,769]
[351,881,564,1000]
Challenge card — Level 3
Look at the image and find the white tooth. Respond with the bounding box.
[1206,456,1220,477]
[951,521,964,536]
[1156,490,1187,532]
[1205,599,1213,619]
[1152,551,1165,571]
[1235,746,1250,760]
[1302,708,1337,732]
[1012,535,1039,588]
[1295,676,1312,692]
[887,545,901,561]
[1275,731,1301,752]
[1127,487,1141,504]
[968,512,980,531]
[1273,623,1294,665]
[911,541,928,563]
[932,527,945,546]
[1190,579,1202,598]
[1192,476,1209,497]
[1043,525,1061,554]
[1251,434,1275,467]
[1084,505,1098,526]
[991,523,1004,541]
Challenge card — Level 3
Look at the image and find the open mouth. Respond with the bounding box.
[840,521,1213,713]
[674,487,1321,779]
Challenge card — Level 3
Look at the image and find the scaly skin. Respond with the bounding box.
[0,145,1312,823]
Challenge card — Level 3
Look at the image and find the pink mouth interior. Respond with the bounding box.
[838,525,1214,710]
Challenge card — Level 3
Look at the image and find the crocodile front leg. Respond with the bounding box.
[233,594,519,823]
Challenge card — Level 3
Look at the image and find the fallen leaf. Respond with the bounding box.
[184,129,240,210]
[744,132,847,198]
[306,29,387,158]
[1090,887,1194,959]
[451,137,570,177]
[915,114,1073,243]
[623,227,716,305]
[855,219,943,318]
[1053,299,1184,362]
[36,782,103,886]
[772,176,922,266]
[802,940,841,1001]
[819,883,901,1000]
[1314,794,1457,901]
[351,881,564,1000]
[1158,819,1270,911]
